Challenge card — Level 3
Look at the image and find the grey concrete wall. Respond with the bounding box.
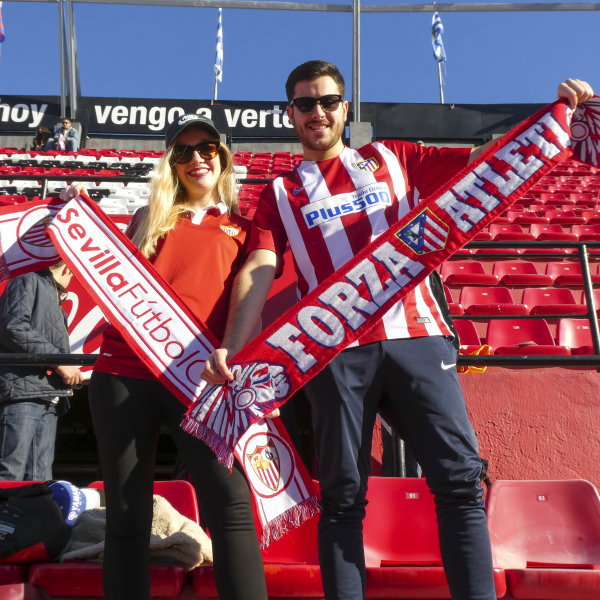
[231,142,303,154]
[85,137,164,152]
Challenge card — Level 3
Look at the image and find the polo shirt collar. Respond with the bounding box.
[190,201,227,225]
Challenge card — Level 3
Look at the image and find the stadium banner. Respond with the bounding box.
[1,94,547,141]
[182,97,600,468]
[42,194,318,547]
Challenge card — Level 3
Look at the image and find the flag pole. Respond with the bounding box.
[212,7,223,106]
[437,62,444,104]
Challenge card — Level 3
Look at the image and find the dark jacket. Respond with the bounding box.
[0,269,73,402]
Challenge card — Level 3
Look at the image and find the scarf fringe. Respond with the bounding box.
[180,414,235,471]
[259,495,320,549]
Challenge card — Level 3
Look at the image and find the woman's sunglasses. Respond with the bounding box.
[170,140,221,164]
[289,94,343,115]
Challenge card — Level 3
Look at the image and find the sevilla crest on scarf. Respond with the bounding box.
[571,97,600,166]
[247,440,281,492]
[242,430,296,498]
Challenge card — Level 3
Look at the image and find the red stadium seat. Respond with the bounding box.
[363,478,506,598]
[581,289,600,314]
[454,319,482,354]
[529,224,578,242]
[511,212,549,225]
[487,479,600,599]
[540,192,570,205]
[440,262,498,286]
[557,319,597,354]
[582,211,600,224]
[522,288,587,316]
[546,262,600,286]
[460,287,527,316]
[572,224,600,242]
[489,224,535,241]
[444,285,463,315]
[492,262,553,287]
[544,210,585,225]
[29,481,197,596]
[486,319,570,355]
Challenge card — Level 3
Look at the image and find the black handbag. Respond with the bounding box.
[0,483,71,563]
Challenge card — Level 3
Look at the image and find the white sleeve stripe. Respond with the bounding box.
[272,177,318,293]
[372,142,410,221]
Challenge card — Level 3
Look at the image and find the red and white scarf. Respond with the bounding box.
[181,98,600,467]
[0,197,67,283]
[0,195,318,547]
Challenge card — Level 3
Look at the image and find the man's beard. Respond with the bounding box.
[293,118,345,153]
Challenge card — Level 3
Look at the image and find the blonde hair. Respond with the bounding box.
[131,135,238,258]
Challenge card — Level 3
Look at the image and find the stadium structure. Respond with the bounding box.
[1,1,600,598]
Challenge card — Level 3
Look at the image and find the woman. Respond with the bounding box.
[31,126,51,151]
[60,115,268,600]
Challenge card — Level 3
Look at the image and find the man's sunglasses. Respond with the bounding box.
[170,140,221,164]
[289,94,343,115]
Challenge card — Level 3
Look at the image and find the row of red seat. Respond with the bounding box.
[0,167,125,177]
[442,261,600,287]
[446,286,599,317]
[481,223,600,241]
[456,317,595,355]
[3,478,598,599]
[0,148,163,159]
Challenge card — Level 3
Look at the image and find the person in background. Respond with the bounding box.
[0,261,82,481]
[60,114,268,600]
[31,126,51,151]
[48,118,79,152]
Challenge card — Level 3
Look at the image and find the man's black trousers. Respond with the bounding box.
[304,336,496,600]
[89,372,268,600]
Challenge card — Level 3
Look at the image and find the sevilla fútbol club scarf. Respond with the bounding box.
[182,98,600,468]
[43,197,319,547]
[0,195,319,547]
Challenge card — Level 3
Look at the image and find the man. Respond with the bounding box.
[48,118,79,152]
[203,61,593,600]
[0,261,83,480]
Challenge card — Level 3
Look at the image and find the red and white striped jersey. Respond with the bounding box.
[248,141,470,345]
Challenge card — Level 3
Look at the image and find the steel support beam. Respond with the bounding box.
[5,0,600,11]
[58,0,67,119]
[352,0,360,122]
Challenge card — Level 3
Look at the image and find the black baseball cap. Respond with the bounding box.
[165,114,220,148]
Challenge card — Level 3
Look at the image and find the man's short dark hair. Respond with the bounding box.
[285,61,346,102]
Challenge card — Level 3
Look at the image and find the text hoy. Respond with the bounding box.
[265,109,572,376]
[48,204,212,402]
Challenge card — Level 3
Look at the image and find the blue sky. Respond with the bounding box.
[0,0,598,105]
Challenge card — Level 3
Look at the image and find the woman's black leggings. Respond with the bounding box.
[89,372,268,600]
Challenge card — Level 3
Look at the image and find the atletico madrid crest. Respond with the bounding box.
[247,440,281,492]
[395,208,449,255]
[354,157,379,172]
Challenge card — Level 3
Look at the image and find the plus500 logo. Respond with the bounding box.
[301,182,391,229]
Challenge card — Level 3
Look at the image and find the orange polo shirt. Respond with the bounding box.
[94,203,250,380]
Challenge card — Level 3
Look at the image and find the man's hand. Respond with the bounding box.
[202,348,234,385]
[558,79,594,109]
[55,365,83,386]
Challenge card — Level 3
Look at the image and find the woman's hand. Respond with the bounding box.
[59,182,88,202]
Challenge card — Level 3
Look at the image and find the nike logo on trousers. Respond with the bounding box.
[441,361,456,370]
